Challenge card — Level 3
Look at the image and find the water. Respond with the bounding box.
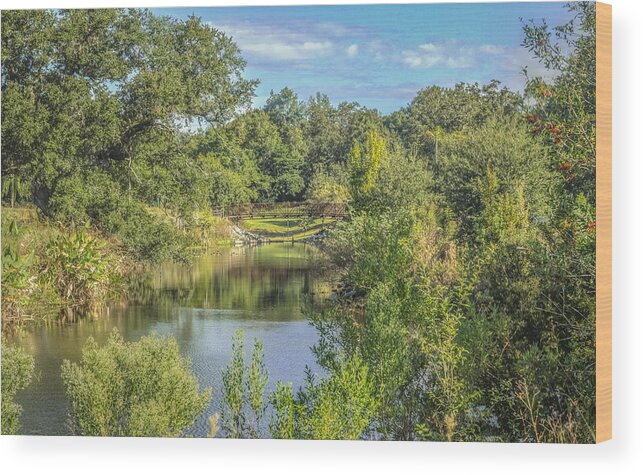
[9,243,334,436]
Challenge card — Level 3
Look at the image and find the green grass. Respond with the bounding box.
[240,217,335,241]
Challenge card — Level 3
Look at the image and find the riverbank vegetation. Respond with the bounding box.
[1,207,128,328]
[2,3,597,442]
[61,329,211,437]
[1,336,35,434]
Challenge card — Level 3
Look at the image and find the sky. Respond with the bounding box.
[154,2,574,114]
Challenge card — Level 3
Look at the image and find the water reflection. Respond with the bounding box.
[10,243,334,436]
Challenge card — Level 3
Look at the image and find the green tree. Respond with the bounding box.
[232,110,304,200]
[348,130,385,202]
[307,166,350,205]
[389,81,522,160]
[434,116,554,237]
[1,9,256,258]
[61,329,211,437]
[264,87,307,128]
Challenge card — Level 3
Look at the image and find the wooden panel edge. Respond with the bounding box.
[596,1,612,444]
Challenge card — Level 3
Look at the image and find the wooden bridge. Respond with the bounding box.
[219,202,347,220]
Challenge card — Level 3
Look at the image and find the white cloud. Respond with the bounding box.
[212,22,335,62]
[401,42,548,72]
[478,44,505,55]
[402,43,474,69]
[346,44,359,57]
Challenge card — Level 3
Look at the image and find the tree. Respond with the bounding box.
[303,93,342,179]
[61,329,211,437]
[348,130,385,203]
[1,337,35,434]
[232,110,304,200]
[434,116,554,237]
[389,82,522,160]
[264,87,306,128]
[307,166,350,205]
[1,9,256,257]
[523,2,596,201]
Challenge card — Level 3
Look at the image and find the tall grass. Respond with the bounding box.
[1,208,125,327]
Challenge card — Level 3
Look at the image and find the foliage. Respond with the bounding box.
[315,3,598,440]
[1,9,255,259]
[45,228,116,302]
[295,356,378,440]
[220,330,269,438]
[267,357,378,440]
[434,117,554,237]
[61,329,211,436]
[348,130,385,201]
[387,81,522,159]
[264,87,307,128]
[1,3,598,443]
[1,212,122,325]
[315,206,474,440]
[1,220,37,321]
[307,166,350,205]
[269,382,298,439]
[1,337,35,434]
[218,331,378,440]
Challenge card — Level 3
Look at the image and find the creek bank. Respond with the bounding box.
[231,224,268,244]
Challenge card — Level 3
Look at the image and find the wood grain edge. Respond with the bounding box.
[596,1,612,444]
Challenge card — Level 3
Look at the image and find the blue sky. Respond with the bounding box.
[154,2,573,114]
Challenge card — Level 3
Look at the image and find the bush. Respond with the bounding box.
[61,329,211,437]
[434,116,554,237]
[268,356,378,440]
[45,228,116,303]
[1,220,38,321]
[296,355,378,440]
[220,330,268,438]
[1,337,35,434]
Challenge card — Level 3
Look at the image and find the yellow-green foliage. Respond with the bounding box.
[61,329,211,437]
[191,209,232,250]
[267,355,378,440]
[220,333,378,440]
[299,354,378,440]
[307,171,350,205]
[349,130,385,198]
[45,229,116,302]
[1,337,35,434]
[221,330,268,438]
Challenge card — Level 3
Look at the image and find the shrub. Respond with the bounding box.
[61,329,211,437]
[268,356,378,440]
[45,228,116,303]
[296,355,378,440]
[1,337,35,434]
[116,205,194,263]
[1,220,38,321]
[220,330,268,438]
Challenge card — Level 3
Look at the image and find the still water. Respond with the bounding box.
[11,243,333,436]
